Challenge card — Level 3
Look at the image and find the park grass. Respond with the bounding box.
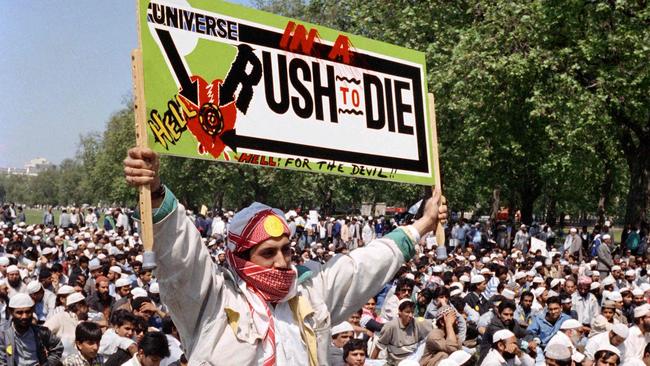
[23,208,105,227]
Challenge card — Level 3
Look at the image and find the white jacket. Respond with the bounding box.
[150,190,416,365]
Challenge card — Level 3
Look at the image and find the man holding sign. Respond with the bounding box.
[123,147,447,365]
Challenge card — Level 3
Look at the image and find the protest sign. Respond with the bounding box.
[136,0,438,185]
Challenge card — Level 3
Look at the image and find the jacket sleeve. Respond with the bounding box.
[308,227,414,324]
[41,327,63,364]
[137,188,224,353]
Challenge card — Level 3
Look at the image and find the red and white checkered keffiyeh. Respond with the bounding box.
[225,203,297,366]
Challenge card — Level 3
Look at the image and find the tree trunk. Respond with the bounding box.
[490,186,501,220]
[597,143,615,226]
[546,196,557,227]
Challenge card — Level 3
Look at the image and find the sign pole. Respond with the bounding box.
[428,93,446,247]
[132,49,156,270]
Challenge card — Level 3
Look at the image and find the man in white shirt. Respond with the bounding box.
[584,323,628,361]
[481,329,534,366]
[624,303,650,363]
[547,319,583,356]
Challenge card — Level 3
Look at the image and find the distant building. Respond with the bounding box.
[0,158,54,176]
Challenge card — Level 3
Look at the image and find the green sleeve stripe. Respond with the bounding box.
[386,228,415,262]
[133,186,178,224]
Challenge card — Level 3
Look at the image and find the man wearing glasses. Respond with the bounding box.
[381,277,415,322]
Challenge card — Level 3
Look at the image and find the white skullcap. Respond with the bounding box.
[149,282,159,294]
[560,319,582,330]
[471,275,485,284]
[533,276,544,284]
[87,243,96,249]
[634,303,650,318]
[625,270,636,277]
[460,275,470,283]
[602,276,616,286]
[569,228,577,233]
[572,352,585,363]
[547,290,559,298]
[611,323,629,338]
[598,343,621,356]
[608,292,623,302]
[620,287,631,294]
[551,279,561,288]
[404,273,415,281]
[331,321,354,336]
[469,255,476,261]
[0,257,9,266]
[481,257,490,264]
[533,262,543,269]
[492,329,515,343]
[502,289,515,300]
[88,259,101,271]
[432,266,443,273]
[42,247,55,256]
[115,278,131,288]
[641,283,650,292]
[131,287,148,299]
[532,287,546,298]
[632,288,644,296]
[449,350,471,365]
[602,234,611,240]
[590,282,601,290]
[545,343,572,361]
[480,268,492,275]
[97,254,106,260]
[6,265,19,274]
[57,285,75,295]
[26,281,42,295]
[611,265,621,271]
[109,266,122,274]
[9,293,34,308]
[450,288,463,297]
[66,292,85,306]
[513,272,526,280]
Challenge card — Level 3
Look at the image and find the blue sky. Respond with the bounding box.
[0,0,250,168]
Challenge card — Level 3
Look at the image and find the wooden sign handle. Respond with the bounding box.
[428,93,446,247]
[131,49,155,255]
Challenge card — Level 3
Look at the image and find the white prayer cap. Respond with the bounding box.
[97,254,106,260]
[533,262,543,269]
[88,259,102,271]
[608,292,623,302]
[87,243,96,249]
[149,282,160,294]
[115,278,131,288]
[27,281,42,295]
[32,236,41,242]
[547,290,559,298]
[611,265,621,271]
[641,283,650,292]
[331,321,354,336]
[481,257,490,264]
[560,319,582,330]
[625,269,636,277]
[65,246,75,253]
[450,288,463,297]
[611,323,629,339]
[131,287,148,299]
[469,255,476,261]
[0,257,9,266]
[545,343,572,361]
[470,275,485,284]
[532,276,544,284]
[569,227,577,233]
[57,285,75,295]
[66,292,85,306]
[634,303,650,318]
[597,343,620,356]
[449,350,471,366]
[602,276,616,286]
[513,272,526,280]
[135,255,143,262]
[620,287,631,294]
[9,293,34,308]
[502,289,515,300]
[572,352,585,363]
[432,266,443,273]
[590,282,601,290]
[83,232,91,239]
[551,279,561,288]
[632,288,644,296]
[6,265,19,274]
[480,268,492,275]
[404,273,415,281]
[109,266,122,274]
[532,287,546,298]
[526,270,536,277]
[602,234,611,240]
[459,275,470,283]
[492,329,515,343]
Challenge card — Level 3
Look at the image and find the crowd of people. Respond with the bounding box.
[1,173,650,365]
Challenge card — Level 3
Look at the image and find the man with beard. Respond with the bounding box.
[526,296,570,347]
[480,329,534,366]
[6,265,27,297]
[27,281,55,324]
[573,276,601,328]
[584,323,628,361]
[0,293,63,364]
[479,300,535,364]
[45,292,89,358]
[87,276,115,321]
[623,303,650,362]
[546,319,583,356]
